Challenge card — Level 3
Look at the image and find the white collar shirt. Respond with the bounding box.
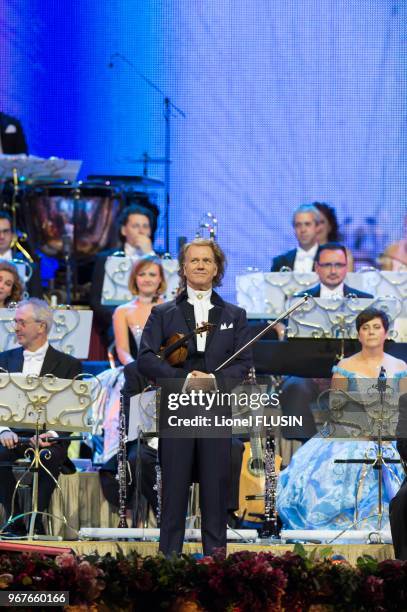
[186,286,213,352]
[0,249,13,261]
[293,243,318,273]
[124,243,155,258]
[22,342,49,376]
[320,282,344,298]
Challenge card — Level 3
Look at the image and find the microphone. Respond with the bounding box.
[62,233,72,257]
[377,366,387,394]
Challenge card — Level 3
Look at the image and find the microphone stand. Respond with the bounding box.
[9,167,33,263]
[333,367,397,538]
[62,234,73,305]
[108,52,186,253]
[375,367,387,530]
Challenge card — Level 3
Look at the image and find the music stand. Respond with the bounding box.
[0,155,82,263]
[0,371,96,541]
[322,379,402,538]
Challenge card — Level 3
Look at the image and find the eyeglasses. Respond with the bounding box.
[13,318,40,329]
[317,263,347,270]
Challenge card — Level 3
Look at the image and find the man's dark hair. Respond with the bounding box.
[118,204,154,229]
[356,307,390,333]
[0,211,12,225]
[316,242,347,262]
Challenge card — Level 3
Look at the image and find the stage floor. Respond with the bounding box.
[17,540,395,565]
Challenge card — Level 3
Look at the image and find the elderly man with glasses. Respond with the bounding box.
[0,298,82,537]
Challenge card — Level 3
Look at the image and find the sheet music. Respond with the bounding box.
[0,154,82,182]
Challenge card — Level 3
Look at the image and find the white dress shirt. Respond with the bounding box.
[187,286,213,352]
[320,282,344,298]
[182,286,216,392]
[124,243,155,258]
[293,243,318,273]
[22,341,49,377]
[0,249,13,261]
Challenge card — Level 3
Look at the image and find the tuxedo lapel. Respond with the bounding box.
[205,304,223,351]
[8,347,24,373]
[177,298,197,351]
[178,299,196,333]
[40,346,59,377]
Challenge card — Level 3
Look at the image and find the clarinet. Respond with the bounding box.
[261,433,280,538]
[117,391,128,528]
[258,373,282,539]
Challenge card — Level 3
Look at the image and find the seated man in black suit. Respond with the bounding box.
[0,211,42,298]
[271,204,320,272]
[0,112,28,155]
[281,242,372,441]
[90,204,157,348]
[390,393,407,560]
[295,242,372,299]
[0,298,82,536]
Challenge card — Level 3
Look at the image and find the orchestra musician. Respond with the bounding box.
[0,211,42,298]
[90,205,157,349]
[0,112,27,155]
[270,204,320,272]
[0,299,82,537]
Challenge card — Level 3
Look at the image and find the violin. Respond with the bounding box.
[158,323,215,366]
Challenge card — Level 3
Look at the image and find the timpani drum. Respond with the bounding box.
[24,182,122,257]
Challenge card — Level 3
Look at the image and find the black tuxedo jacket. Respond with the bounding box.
[0,112,28,155]
[0,345,82,439]
[137,289,252,386]
[90,248,126,347]
[271,247,317,272]
[295,283,373,299]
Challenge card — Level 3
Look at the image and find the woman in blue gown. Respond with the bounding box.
[277,307,407,530]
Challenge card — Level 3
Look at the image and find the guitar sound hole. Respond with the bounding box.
[249,458,264,475]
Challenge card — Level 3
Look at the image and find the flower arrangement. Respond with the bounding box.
[0,545,405,611]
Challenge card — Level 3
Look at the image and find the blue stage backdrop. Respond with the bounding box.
[0,0,406,301]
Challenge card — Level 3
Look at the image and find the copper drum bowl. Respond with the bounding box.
[25,183,122,257]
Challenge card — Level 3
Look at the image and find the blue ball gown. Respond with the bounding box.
[277,366,407,530]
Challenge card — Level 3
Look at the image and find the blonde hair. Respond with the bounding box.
[178,238,226,289]
[128,256,166,297]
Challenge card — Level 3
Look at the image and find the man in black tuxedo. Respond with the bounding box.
[0,211,42,298]
[90,204,157,348]
[0,112,28,155]
[271,204,320,272]
[107,364,245,524]
[0,298,81,536]
[281,242,372,441]
[137,239,252,556]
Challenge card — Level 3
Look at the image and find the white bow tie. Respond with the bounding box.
[23,351,46,362]
[296,249,313,260]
